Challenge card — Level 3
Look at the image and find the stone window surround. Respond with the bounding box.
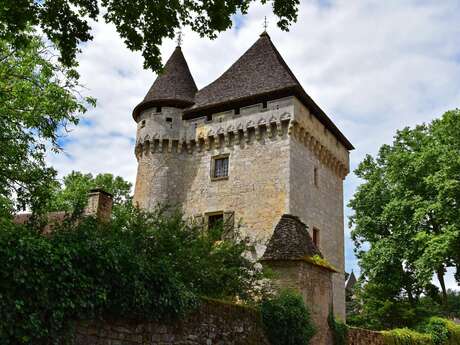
[313,227,320,248]
[210,153,230,181]
[206,211,224,230]
[314,166,319,187]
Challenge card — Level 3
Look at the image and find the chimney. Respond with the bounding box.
[84,188,113,222]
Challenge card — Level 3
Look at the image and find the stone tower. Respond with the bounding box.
[132,33,353,320]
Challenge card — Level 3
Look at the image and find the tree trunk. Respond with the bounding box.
[436,267,448,307]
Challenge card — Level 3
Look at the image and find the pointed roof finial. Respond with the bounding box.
[263,16,268,32]
[176,29,183,47]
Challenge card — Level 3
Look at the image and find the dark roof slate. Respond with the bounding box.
[186,32,298,113]
[184,32,353,150]
[133,46,197,120]
[262,214,323,261]
[346,271,357,292]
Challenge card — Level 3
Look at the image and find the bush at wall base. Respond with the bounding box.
[261,289,316,345]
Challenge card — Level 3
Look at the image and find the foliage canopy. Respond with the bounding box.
[0,35,94,218]
[1,0,300,71]
[0,207,266,344]
[349,109,460,327]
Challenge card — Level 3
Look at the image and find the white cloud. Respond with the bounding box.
[46,0,460,289]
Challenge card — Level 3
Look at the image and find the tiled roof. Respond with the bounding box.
[262,214,323,261]
[183,32,353,150]
[133,46,197,120]
[186,32,298,114]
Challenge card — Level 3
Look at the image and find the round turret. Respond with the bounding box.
[132,46,197,209]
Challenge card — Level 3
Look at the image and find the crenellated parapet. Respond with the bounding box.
[288,120,349,179]
[134,109,292,158]
[135,99,349,180]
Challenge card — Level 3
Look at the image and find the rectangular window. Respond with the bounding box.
[211,155,229,180]
[313,228,320,247]
[156,106,162,113]
[208,213,224,230]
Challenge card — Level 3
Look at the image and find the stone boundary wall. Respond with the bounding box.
[347,327,385,345]
[73,300,270,345]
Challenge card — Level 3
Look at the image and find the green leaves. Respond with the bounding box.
[349,109,460,327]
[0,35,93,217]
[261,289,316,345]
[0,0,299,72]
[0,208,266,344]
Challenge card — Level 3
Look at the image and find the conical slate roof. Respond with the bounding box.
[262,214,323,261]
[133,46,197,120]
[184,32,353,150]
[346,271,357,292]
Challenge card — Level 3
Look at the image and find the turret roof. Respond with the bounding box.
[183,32,353,150]
[133,46,197,120]
[262,214,323,261]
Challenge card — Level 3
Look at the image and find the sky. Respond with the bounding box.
[47,0,460,290]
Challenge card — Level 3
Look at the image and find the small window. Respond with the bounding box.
[262,101,267,109]
[166,117,172,122]
[206,114,212,122]
[208,213,224,230]
[140,120,146,128]
[313,228,320,247]
[211,155,229,180]
[314,167,319,187]
[234,108,240,115]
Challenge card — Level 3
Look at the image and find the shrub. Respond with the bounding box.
[261,289,316,345]
[417,318,450,345]
[0,208,266,344]
[417,318,460,345]
[328,309,348,345]
[382,328,434,345]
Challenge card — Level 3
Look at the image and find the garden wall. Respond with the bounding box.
[73,299,270,345]
[347,327,385,345]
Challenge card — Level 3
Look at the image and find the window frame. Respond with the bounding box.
[210,154,230,181]
[313,227,320,248]
[314,166,319,187]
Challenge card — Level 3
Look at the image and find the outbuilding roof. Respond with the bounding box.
[133,46,197,120]
[262,214,322,261]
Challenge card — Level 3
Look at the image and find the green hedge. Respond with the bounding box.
[261,290,316,345]
[0,209,265,345]
[382,318,460,345]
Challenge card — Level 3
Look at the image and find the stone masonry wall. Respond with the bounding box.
[289,136,346,320]
[266,260,334,345]
[73,300,269,345]
[347,327,386,345]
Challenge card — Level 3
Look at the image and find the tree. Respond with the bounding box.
[349,110,460,318]
[0,0,300,71]
[0,35,94,218]
[48,171,132,216]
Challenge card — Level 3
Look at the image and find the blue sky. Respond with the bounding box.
[47,0,460,290]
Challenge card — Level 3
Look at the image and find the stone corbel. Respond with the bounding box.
[244,129,250,143]
[158,139,163,153]
[276,121,283,136]
[255,126,262,141]
[167,140,173,153]
[224,133,231,147]
[214,135,221,149]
